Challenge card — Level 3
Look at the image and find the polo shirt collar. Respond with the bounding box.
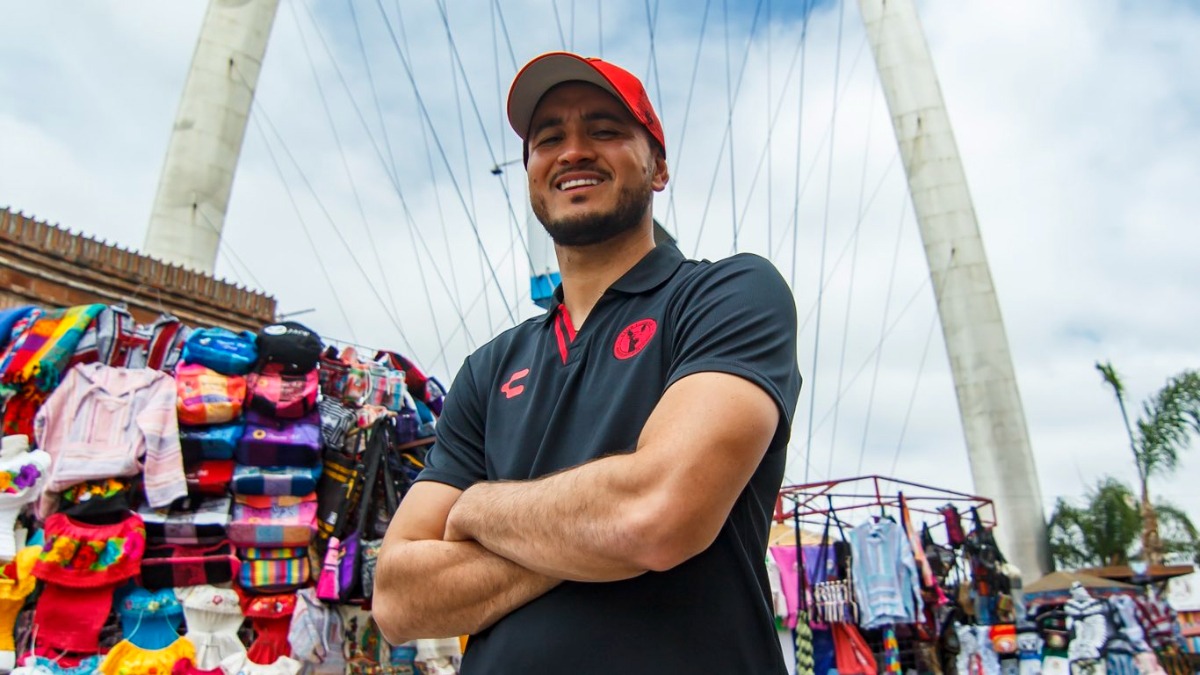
[543,243,686,323]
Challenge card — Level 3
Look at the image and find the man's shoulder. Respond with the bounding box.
[461,313,546,372]
[674,252,790,294]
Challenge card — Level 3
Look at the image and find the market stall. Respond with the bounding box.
[0,302,455,674]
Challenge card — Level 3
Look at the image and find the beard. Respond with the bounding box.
[532,177,653,247]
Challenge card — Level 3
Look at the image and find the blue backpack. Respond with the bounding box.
[181,328,258,375]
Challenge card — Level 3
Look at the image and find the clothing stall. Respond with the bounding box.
[0,303,457,674]
[772,475,1198,675]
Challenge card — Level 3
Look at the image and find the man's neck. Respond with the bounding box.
[555,224,655,330]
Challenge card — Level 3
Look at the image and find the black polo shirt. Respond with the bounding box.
[417,243,801,674]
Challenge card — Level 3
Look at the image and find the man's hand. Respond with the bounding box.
[372,481,561,645]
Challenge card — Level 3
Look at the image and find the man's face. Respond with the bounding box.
[525,82,668,247]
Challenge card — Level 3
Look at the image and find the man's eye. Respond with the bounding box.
[535,134,561,147]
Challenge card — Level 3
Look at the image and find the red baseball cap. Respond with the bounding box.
[507,52,666,163]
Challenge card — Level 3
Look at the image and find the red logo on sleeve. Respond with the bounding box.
[613,319,657,360]
[500,368,530,399]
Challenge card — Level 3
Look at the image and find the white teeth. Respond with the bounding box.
[558,178,601,191]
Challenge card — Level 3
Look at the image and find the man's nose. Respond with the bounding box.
[556,131,595,164]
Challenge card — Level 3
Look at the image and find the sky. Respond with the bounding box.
[3,0,1200,561]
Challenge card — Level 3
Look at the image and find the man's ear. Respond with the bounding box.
[651,151,669,192]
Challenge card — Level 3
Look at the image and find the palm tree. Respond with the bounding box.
[1095,363,1200,565]
[1048,476,1200,568]
[1049,478,1141,569]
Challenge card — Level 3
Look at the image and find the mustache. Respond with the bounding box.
[550,165,612,185]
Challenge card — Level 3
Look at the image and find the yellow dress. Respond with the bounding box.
[99,637,196,675]
[0,546,41,653]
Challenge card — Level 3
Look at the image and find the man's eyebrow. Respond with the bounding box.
[528,115,563,139]
[581,110,627,125]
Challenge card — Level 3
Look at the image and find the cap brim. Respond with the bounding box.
[507,53,622,140]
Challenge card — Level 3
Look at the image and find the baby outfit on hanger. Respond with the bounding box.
[0,546,41,671]
[116,586,185,650]
[99,637,195,675]
[217,653,302,675]
[240,592,296,666]
[0,435,50,562]
[10,654,104,675]
[32,513,146,653]
[182,585,246,670]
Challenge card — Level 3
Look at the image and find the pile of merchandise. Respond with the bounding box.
[768,498,1196,675]
[0,303,456,674]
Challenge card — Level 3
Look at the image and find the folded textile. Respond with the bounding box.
[0,307,35,355]
[0,304,104,393]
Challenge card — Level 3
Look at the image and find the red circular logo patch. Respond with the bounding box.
[613,319,657,360]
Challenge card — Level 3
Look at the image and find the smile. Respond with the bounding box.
[557,178,602,191]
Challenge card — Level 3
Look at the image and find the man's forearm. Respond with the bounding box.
[445,452,660,581]
[373,537,560,644]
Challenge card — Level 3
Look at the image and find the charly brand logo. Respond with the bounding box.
[614,319,657,360]
[500,368,530,399]
[262,324,287,336]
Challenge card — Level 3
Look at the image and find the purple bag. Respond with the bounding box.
[316,533,360,603]
[236,409,321,467]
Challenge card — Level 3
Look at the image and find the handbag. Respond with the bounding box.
[316,433,365,547]
[232,465,322,497]
[831,622,878,675]
[185,460,235,497]
[361,441,400,599]
[181,327,258,375]
[228,494,318,547]
[239,546,311,593]
[810,499,856,626]
[236,409,322,467]
[180,421,245,462]
[140,541,238,590]
[139,496,232,545]
[254,321,323,374]
[246,363,319,419]
[176,363,246,426]
[316,418,394,604]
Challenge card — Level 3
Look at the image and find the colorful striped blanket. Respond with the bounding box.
[0,304,104,393]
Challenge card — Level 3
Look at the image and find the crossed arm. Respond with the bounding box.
[372,371,780,645]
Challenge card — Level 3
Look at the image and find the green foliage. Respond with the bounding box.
[1048,476,1200,568]
[1048,478,1141,569]
[1134,371,1200,478]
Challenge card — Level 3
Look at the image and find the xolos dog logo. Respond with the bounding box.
[613,319,657,360]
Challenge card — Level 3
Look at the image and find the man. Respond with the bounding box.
[374,51,802,673]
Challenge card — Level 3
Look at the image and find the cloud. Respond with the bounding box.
[3,0,1200,553]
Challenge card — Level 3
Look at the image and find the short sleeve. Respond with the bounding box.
[666,254,802,428]
[415,357,487,490]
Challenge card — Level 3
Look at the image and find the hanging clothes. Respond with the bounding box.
[849,518,924,628]
[182,585,246,670]
[33,362,186,518]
